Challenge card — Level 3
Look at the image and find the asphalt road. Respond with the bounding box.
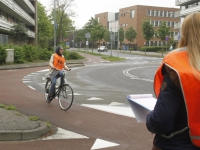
[0,53,163,150]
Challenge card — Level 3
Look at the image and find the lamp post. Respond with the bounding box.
[54,0,56,51]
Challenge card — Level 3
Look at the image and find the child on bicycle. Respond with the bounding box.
[47,46,71,102]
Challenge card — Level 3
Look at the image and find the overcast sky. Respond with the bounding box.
[38,0,179,29]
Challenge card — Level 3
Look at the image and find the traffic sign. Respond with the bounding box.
[165,36,169,41]
[85,33,91,39]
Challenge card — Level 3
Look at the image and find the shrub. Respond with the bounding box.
[0,45,7,65]
[14,46,25,64]
[139,46,170,52]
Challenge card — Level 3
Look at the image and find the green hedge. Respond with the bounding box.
[0,44,83,65]
[0,45,7,65]
[139,46,170,52]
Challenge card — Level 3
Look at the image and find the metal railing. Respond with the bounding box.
[1,0,35,25]
[24,0,35,13]
[175,5,200,17]
[0,17,35,38]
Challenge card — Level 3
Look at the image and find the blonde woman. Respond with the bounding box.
[146,12,200,150]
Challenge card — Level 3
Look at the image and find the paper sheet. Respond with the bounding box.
[127,94,157,123]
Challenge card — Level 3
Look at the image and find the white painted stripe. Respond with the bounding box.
[91,139,119,150]
[23,81,32,83]
[22,79,32,81]
[81,104,135,118]
[28,86,35,90]
[109,102,126,106]
[74,93,82,95]
[87,97,103,101]
[37,69,49,72]
[42,127,88,140]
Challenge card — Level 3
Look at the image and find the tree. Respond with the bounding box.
[74,29,85,49]
[37,2,53,48]
[155,21,170,56]
[83,17,99,50]
[142,19,154,54]
[49,0,75,45]
[119,27,124,51]
[125,26,137,52]
[91,24,106,53]
[10,23,28,45]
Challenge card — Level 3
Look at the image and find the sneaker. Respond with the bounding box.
[47,95,52,103]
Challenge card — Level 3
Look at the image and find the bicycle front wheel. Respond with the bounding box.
[58,84,74,110]
[44,79,51,102]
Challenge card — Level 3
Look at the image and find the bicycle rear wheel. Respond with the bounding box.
[44,79,51,102]
[58,84,74,110]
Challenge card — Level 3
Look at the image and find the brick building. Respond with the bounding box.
[0,0,38,45]
[95,5,180,49]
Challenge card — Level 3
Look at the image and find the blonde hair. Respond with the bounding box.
[178,12,200,79]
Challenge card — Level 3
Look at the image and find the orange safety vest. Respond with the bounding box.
[53,53,65,70]
[154,50,200,147]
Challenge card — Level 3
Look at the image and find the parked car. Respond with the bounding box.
[97,46,108,52]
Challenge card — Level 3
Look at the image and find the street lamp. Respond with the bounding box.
[54,0,56,51]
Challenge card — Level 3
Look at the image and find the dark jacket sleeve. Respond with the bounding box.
[146,66,182,135]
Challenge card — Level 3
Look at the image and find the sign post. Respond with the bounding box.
[85,32,91,57]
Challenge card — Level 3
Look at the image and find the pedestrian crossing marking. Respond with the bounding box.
[87,97,104,101]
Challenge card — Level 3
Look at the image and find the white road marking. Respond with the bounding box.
[74,93,82,95]
[123,66,156,82]
[87,97,104,101]
[91,138,119,150]
[37,69,49,72]
[28,86,35,90]
[109,102,126,106]
[81,104,135,118]
[23,81,32,83]
[42,127,88,140]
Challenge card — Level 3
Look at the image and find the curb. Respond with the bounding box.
[0,121,50,141]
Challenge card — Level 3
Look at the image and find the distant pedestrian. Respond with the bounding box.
[169,45,173,51]
[146,12,200,150]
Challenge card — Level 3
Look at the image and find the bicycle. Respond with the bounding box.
[44,70,74,111]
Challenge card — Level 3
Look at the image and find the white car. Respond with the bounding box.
[97,46,108,52]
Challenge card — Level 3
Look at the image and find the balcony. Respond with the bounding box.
[175,0,197,6]
[175,5,200,17]
[14,0,35,14]
[0,17,35,38]
[1,0,35,25]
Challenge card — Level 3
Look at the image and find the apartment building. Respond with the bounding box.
[95,5,180,49]
[174,0,200,40]
[0,0,37,45]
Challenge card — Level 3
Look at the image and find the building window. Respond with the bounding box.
[168,21,171,27]
[151,20,154,26]
[164,11,167,17]
[147,10,150,16]
[151,10,154,16]
[171,22,174,27]
[97,17,99,23]
[155,21,158,26]
[156,10,159,17]
[131,10,135,18]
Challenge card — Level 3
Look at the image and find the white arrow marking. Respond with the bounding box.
[87,97,103,101]
[43,127,88,140]
[91,138,119,150]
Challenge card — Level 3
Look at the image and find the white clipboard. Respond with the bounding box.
[127,94,157,123]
